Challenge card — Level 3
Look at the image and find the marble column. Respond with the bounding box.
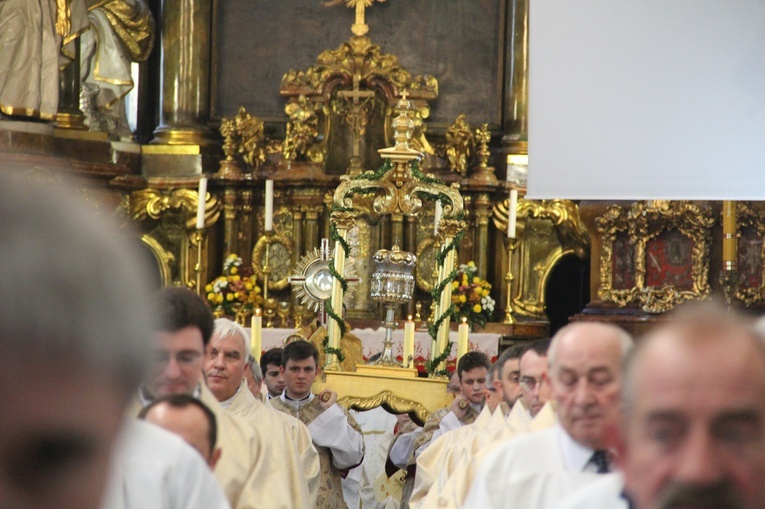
[503,0,529,156]
[152,0,213,146]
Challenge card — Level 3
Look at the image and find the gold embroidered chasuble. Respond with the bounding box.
[225,381,321,508]
[271,395,365,509]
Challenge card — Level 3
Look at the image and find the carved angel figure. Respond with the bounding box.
[234,107,267,169]
[445,113,475,175]
[283,95,319,161]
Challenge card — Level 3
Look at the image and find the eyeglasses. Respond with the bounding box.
[153,350,202,366]
[447,385,461,395]
[519,375,546,392]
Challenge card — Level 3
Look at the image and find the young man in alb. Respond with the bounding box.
[270,340,365,509]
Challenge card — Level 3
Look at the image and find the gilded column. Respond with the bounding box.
[222,187,238,260]
[292,207,304,267]
[503,0,529,155]
[305,205,321,253]
[152,0,213,145]
[473,194,492,280]
[238,189,253,265]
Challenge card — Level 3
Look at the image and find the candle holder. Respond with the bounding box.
[428,235,442,325]
[504,237,518,324]
[263,297,278,328]
[261,230,273,302]
[371,244,417,366]
[415,302,422,323]
[194,229,205,296]
[277,300,291,328]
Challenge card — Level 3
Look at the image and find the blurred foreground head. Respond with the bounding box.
[0,172,153,509]
[622,301,765,509]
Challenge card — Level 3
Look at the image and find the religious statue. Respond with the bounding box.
[233,107,267,169]
[79,0,155,139]
[0,0,89,120]
[444,113,475,175]
[283,95,321,162]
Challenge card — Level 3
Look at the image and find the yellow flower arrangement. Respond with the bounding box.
[451,261,495,329]
[205,254,262,316]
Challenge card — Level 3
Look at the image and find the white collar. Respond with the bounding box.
[279,389,314,409]
[555,424,595,472]
[219,383,242,409]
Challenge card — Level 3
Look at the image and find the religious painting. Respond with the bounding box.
[213,0,506,127]
[645,228,694,291]
[738,226,763,289]
[610,231,635,290]
[596,201,713,313]
[733,202,765,306]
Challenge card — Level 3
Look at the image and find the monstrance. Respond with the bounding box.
[290,239,358,326]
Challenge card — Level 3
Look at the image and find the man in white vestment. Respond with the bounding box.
[495,344,524,410]
[100,420,230,509]
[0,170,220,508]
[140,394,222,468]
[505,338,552,433]
[206,318,320,507]
[261,347,287,400]
[243,355,263,398]
[271,340,365,509]
[417,352,491,452]
[135,287,310,509]
[395,371,460,509]
[464,322,633,509]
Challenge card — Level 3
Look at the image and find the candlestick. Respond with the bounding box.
[434,201,442,236]
[507,189,518,238]
[504,237,518,324]
[196,176,207,230]
[404,315,415,368]
[251,309,262,363]
[457,317,469,360]
[264,180,274,231]
[722,200,737,271]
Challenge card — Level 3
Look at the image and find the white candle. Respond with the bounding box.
[457,317,469,360]
[251,310,262,363]
[264,180,274,232]
[507,189,518,238]
[434,201,442,235]
[195,176,207,230]
[403,315,415,368]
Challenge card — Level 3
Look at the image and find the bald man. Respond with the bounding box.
[464,322,633,509]
[140,394,222,469]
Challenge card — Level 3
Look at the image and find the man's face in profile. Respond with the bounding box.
[0,360,126,509]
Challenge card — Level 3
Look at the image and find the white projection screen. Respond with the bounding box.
[527,0,765,200]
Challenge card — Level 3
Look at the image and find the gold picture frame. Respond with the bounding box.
[596,201,714,313]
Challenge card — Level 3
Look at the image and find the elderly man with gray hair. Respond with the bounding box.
[464,322,633,509]
[554,301,765,509]
[206,318,321,506]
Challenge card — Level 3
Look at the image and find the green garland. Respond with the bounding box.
[424,340,453,377]
[321,335,345,363]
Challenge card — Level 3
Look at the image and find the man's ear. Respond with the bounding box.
[209,447,222,470]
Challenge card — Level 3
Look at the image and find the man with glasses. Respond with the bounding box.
[464,322,633,509]
[135,287,296,509]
